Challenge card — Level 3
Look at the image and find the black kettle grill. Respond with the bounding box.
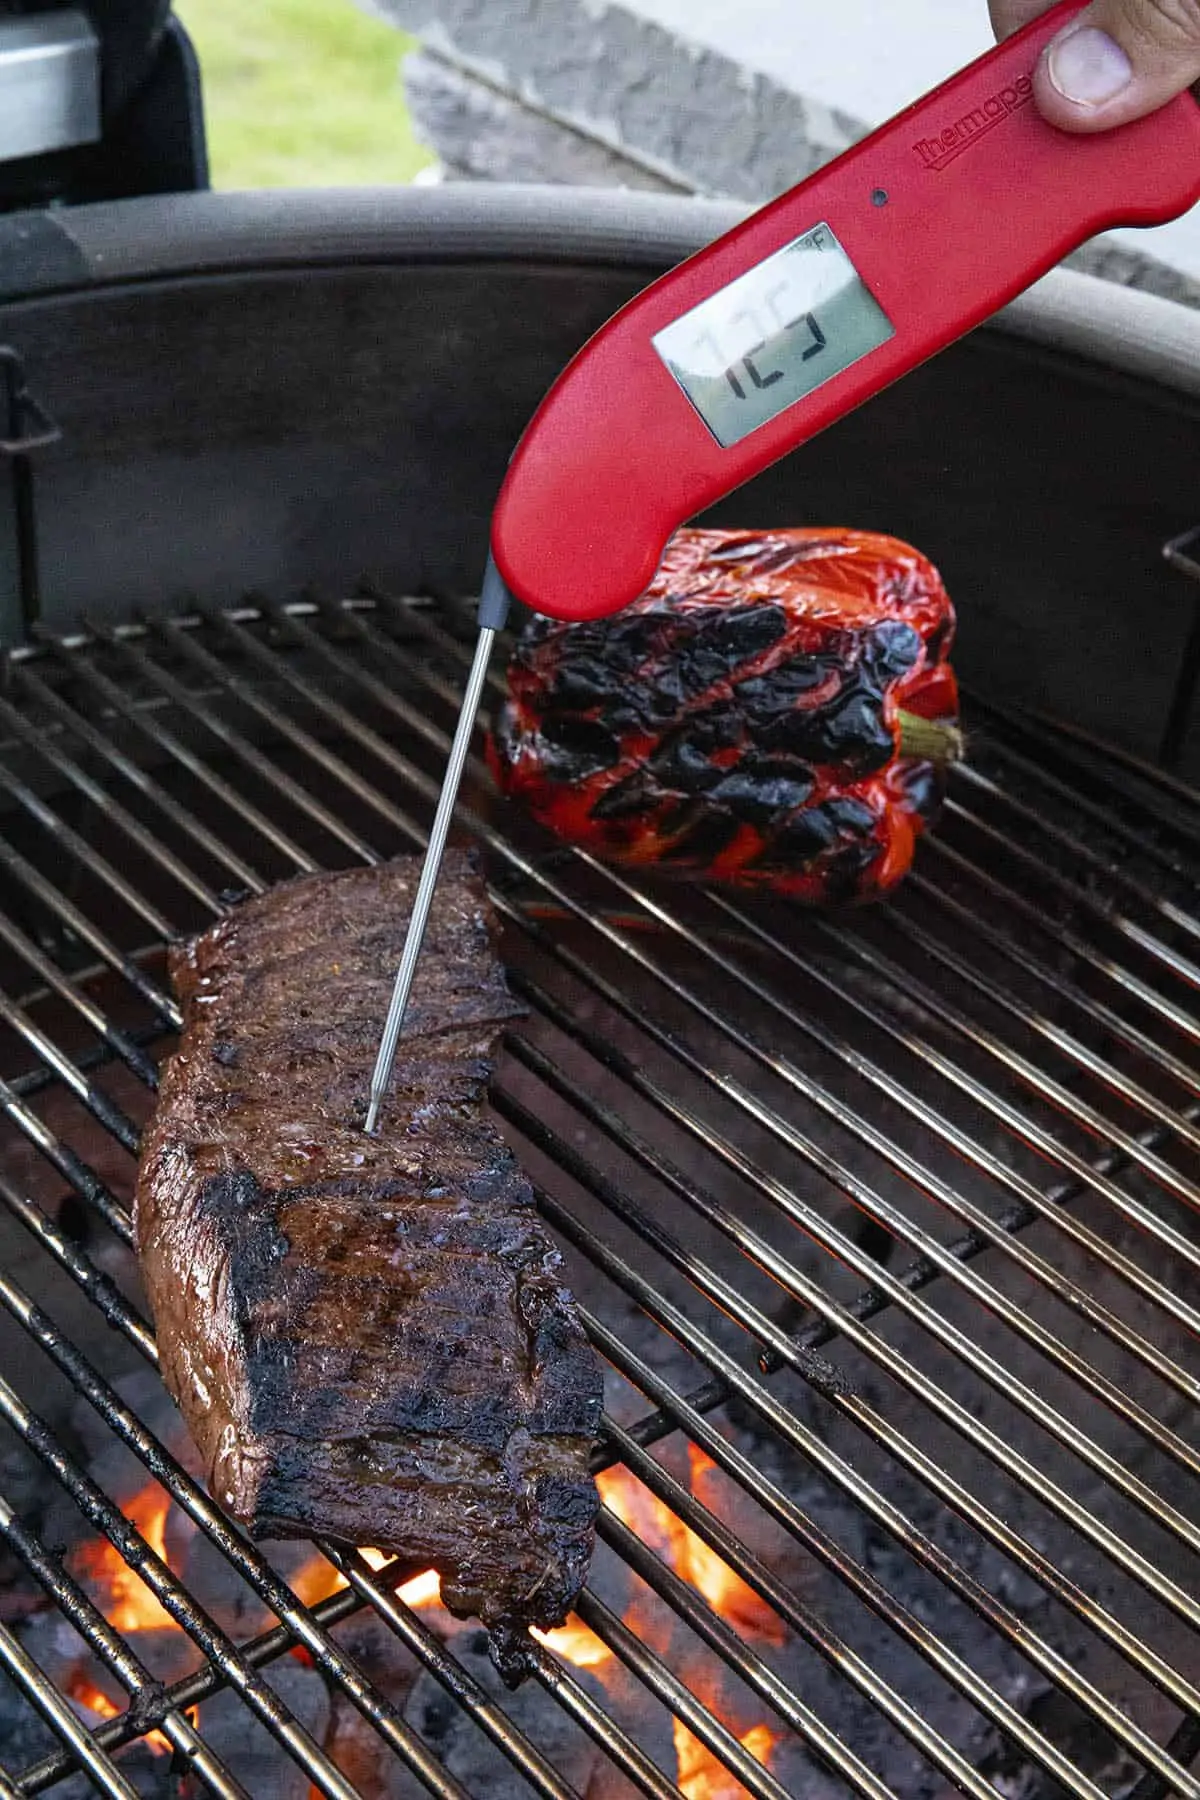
[1,18,1200,1800]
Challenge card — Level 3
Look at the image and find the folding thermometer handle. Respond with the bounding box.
[491,0,1200,623]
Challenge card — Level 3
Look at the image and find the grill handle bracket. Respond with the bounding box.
[1160,523,1200,768]
[0,344,60,642]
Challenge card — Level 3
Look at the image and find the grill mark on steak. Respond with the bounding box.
[134,850,602,1683]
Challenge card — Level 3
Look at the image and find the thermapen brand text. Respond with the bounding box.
[913,73,1034,169]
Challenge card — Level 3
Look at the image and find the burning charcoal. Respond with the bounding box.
[404,1631,613,1800]
[327,1607,423,1710]
[198,1657,330,1800]
[0,1665,165,1800]
[61,1368,329,1643]
[10,1614,172,1798]
[323,1689,424,1797]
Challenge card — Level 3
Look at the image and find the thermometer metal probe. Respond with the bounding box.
[364,560,510,1135]
[364,0,1200,1131]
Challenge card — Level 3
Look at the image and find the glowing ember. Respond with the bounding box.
[596,1455,788,1792]
[597,1458,785,1647]
[68,1676,174,1756]
[288,1551,441,1610]
[531,1616,613,1669]
[674,1720,781,1800]
[71,1484,175,1633]
[287,1554,345,1609]
[683,1450,786,1648]
[397,1568,442,1607]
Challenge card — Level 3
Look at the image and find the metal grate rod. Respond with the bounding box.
[978,696,1200,841]
[944,794,1200,998]
[0,1069,134,1243]
[0,828,179,1025]
[0,1493,251,1800]
[961,711,1200,884]
[952,758,1200,950]
[95,617,379,869]
[573,1589,792,1800]
[0,758,180,952]
[591,1320,1200,1800]
[0,690,225,920]
[501,1082,1200,1598]
[89,604,1200,1563]
[0,1615,141,1800]
[880,898,1200,1141]
[3,599,1200,1800]
[67,624,319,878]
[0,986,141,1152]
[16,656,268,896]
[330,598,1200,1225]
[0,905,158,1088]
[538,1178,1200,1735]
[919,831,1200,1047]
[904,860,1200,1098]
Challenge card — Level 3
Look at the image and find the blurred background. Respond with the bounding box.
[176,0,432,186]
[173,0,1200,294]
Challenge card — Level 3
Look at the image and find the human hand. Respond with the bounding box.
[989,0,1200,130]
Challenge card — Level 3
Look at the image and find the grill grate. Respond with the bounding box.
[0,593,1198,1800]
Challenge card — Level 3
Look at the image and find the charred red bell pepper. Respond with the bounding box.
[487,527,961,906]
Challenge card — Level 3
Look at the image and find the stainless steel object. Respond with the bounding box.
[1,589,1199,1799]
[0,184,1198,1800]
[0,10,100,166]
[365,559,511,1132]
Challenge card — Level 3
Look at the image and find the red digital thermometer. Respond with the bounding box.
[364,0,1200,1128]
[492,0,1200,623]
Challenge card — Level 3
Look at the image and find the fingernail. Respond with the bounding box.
[1046,25,1133,105]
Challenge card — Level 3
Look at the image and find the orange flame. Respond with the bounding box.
[68,1676,176,1756]
[397,1568,442,1607]
[683,1449,786,1648]
[71,1484,175,1633]
[289,1550,442,1610]
[531,1615,613,1669]
[674,1721,781,1800]
[597,1456,785,1647]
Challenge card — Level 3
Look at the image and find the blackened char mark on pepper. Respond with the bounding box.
[490,527,959,907]
[656,800,743,865]
[709,760,814,823]
[894,758,948,827]
[540,602,787,738]
[533,714,622,781]
[735,620,922,777]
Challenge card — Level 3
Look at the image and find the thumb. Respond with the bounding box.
[1032,0,1200,130]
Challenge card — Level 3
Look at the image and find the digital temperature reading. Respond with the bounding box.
[652,223,895,448]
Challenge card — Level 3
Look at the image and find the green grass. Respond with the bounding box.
[177,0,433,189]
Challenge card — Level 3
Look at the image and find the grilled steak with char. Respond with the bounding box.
[134,851,602,1681]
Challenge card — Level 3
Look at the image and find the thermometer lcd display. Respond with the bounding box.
[652,223,895,448]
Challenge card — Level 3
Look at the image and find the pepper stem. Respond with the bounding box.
[897,710,964,765]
